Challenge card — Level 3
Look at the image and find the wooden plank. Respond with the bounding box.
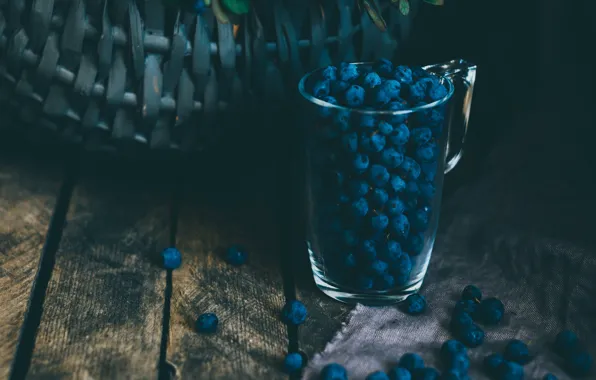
[167,149,289,379]
[0,151,61,379]
[26,158,170,379]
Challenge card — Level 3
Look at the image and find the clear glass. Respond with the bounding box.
[298,64,455,305]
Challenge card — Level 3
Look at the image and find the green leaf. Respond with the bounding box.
[221,0,250,14]
[361,0,387,32]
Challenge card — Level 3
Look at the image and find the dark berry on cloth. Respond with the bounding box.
[349,179,370,198]
[402,293,426,315]
[342,132,358,152]
[372,214,390,230]
[382,148,405,169]
[195,313,218,333]
[441,369,468,380]
[370,164,391,187]
[450,311,474,332]
[504,339,532,364]
[284,352,303,373]
[313,80,331,98]
[363,72,383,88]
[454,300,477,315]
[477,297,505,325]
[390,176,407,193]
[345,85,365,107]
[400,157,421,180]
[387,198,406,216]
[339,62,359,82]
[353,153,370,173]
[497,361,524,380]
[553,330,579,357]
[390,124,410,146]
[461,285,482,302]
[375,58,394,76]
[366,371,390,380]
[411,128,432,145]
[542,374,557,380]
[161,247,182,269]
[412,367,440,380]
[226,245,248,266]
[406,233,425,256]
[399,353,425,372]
[446,353,470,374]
[565,350,593,377]
[457,323,484,348]
[483,353,505,374]
[281,300,308,325]
[391,214,410,239]
[388,366,412,380]
[320,363,348,380]
[394,65,414,84]
[321,65,338,81]
[357,275,374,290]
[351,197,369,218]
[441,340,467,361]
[372,188,390,207]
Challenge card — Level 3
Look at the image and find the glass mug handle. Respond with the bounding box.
[423,59,477,173]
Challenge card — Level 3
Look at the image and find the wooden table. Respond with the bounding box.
[0,127,351,380]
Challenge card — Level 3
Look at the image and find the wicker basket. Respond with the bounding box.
[0,0,420,152]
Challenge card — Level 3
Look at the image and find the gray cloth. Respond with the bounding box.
[303,109,596,379]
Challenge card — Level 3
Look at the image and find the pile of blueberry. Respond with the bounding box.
[450,285,504,348]
[305,60,450,292]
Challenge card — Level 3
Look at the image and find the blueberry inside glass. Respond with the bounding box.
[298,61,454,305]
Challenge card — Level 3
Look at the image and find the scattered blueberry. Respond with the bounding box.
[450,310,474,332]
[195,313,218,333]
[454,300,477,315]
[313,80,331,98]
[226,245,248,266]
[281,300,308,325]
[441,340,467,361]
[366,371,390,380]
[345,85,365,107]
[399,353,425,372]
[446,353,470,374]
[364,133,387,153]
[402,293,426,315]
[504,339,532,364]
[457,323,485,348]
[483,353,505,374]
[320,363,348,380]
[497,361,524,380]
[477,297,505,325]
[339,63,359,82]
[461,285,482,302]
[321,66,338,81]
[390,124,410,146]
[363,72,383,89]
[388,366,412,380]
[161,247,182,269]
[412,367,440,380]
[284,352,304,373]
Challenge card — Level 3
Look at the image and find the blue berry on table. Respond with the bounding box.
[379,121,394,135]
[565,350,593,377]
[454,299,477,315]
[372,188,390,207]
[382,148,405,169]
[542,374,557,380]
[446,353,470,374]
[400,157,421,180]
[353,153,371,173]
[412,367,440,380]
[450,310,474,332]
[364,72,383,88]
[320,363,348,380]
[386,101,408,124]
[390,176,407,193]
[394,65,414,84]
[497,361,524,380]
[342,132,358,152]
[483,353,505,374]
[342,230,359,247]
[195,313,218,333]
[370,164,391,187]
[504,339,532,364]
[372,213,390,230]
[376,273,395,289]
[349,179,370,198]
[553,330,578,357]
[461,285,482,302]
[441,340,467,361]
[357,275,375,290]
[390,123,410,146]
[318,96,338,117]
[391,214,410,239]
[321,65,338,81]
[375,58,394,76]
[428,81,448,102]
[477,297,505,325]
[411,128,432,145]
[416,143,438,163]
[339,62,359,82]
[313,80,331,98]
[161,247,182,269]
[406,233,424,256]
[402,293,426,315]
[361,239,378,261]
[399,353,425,372]
[457,323,485,348]
[331,80,350,95]
[281,300,308,325]
[284,352,304,373]
[387,197,406,216]
[345,85,365,107]
[388,366,412,380]
[367,371,390,380]
[226,245,248,266]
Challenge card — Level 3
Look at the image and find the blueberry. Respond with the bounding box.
[402,293,426,315]
[345,85,365,107]
[357,275,375,290]
[384,240,402,259]
[554,330,579,357]
[400,157,421,180]
[411,208,431,230]
[320,363,348,380]
[331,80,350,95]
[369,259,389,276]
[372,188,390,207]
[372,87,392,106]
[195,313,218,333]
[362,133,387,153]
[375,273,396,289]
[446,353,470,374]
[375,58,394,76]
[441,370,468,380]
[284,352,304,373]
[351,197,369,218]
[542,374,557,380]
[349,179,370,198]
[412,367,440,380]
[406,80,430,103]
[394,65,413,84]
[461,285,482,302]
[565,350,593,377]
[504,340,532,364]
[281,300,308,325]
[477,297,505,325]
[405,181,420,198]
[386,101,408,124]
[361,113,376,128]
[497,361,524,380]
[388,366,412,380]
[344,253,357,269]
[313,80,331,98]
[319,96,338,118]
[387,197,406,215]
[411,67,429,81]
[335,109,351,131]
[454,300,477,315]
[363,72,383,88]
[428,81,448,102]
[161,247,182,269]
[390,123,410,146]
[441,340,468,362]
[391,253,412,285]
[390,176,407,193]
[398,353,425,372]
[457,323,485,348]
[342,132,358,152]
[411,128,432,145]
[321,65,338,81]
[450,311,474,333]
[366,371,390,380]
[370,164,390,187]
[353,153,370,173]
[372,213,389,230]
[339,62,360,82]
[483,353,505,375]
[391,214,410,239]
[415,108,444,127]
[193,0,207,13]
[381,79,401,99]
[406,233,424,255]
[382,148,405,169]
[420,163,437,182]
[226,245,248,266]
[378,121,394,135]
[361,239,378,261]
[342,230,359,247]
[416,143,438,163]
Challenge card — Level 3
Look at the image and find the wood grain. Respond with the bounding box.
[26,162,170,379]
[167,154,288,380]
[0,153,61,379]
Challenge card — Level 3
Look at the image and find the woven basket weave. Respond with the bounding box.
[0,0,420,152]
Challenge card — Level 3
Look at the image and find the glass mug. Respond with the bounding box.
[298,60,477,305]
